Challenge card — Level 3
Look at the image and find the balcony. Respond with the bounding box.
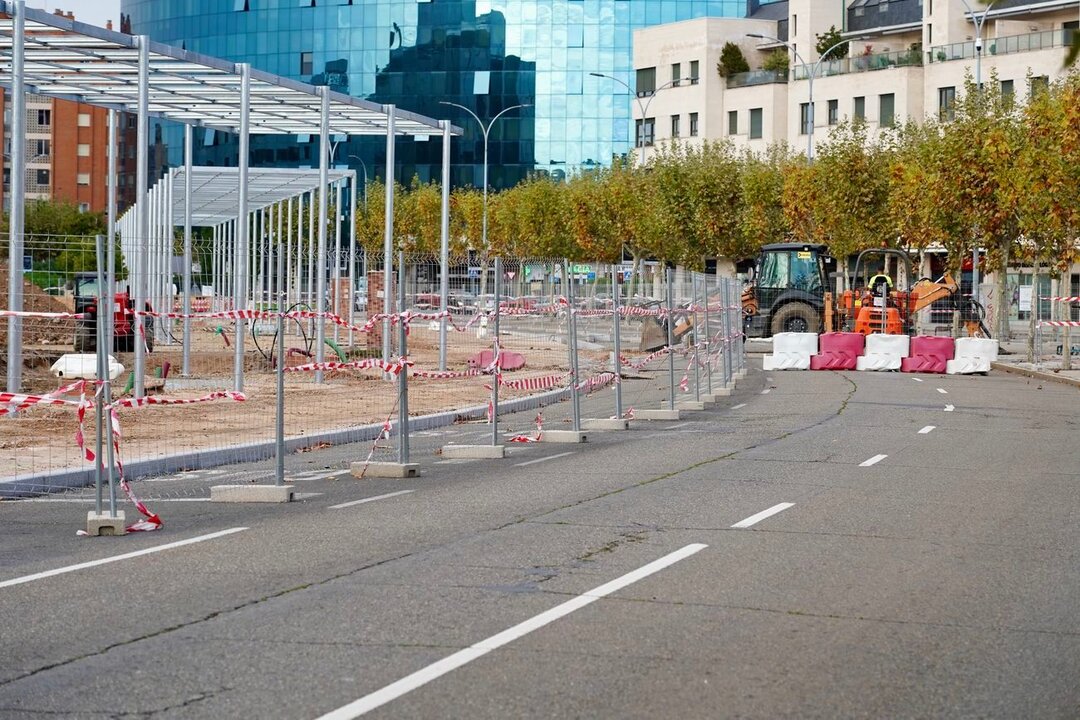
[928,28,1073,63]
[847,0,923,33]
[792,47,923,79]
[726,69,789,89]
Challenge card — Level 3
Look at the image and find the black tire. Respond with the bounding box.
[74,322,96,353]
[770,302,820,335]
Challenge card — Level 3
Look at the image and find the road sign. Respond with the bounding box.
[467,267,480,279]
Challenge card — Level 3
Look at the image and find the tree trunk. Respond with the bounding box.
[996,238,1010,341]
[628,253,641,299]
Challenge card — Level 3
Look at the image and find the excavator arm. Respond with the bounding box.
[910,273,959,313]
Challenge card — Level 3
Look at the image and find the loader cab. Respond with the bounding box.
[744,244,833,337]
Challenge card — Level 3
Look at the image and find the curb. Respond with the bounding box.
[0,385,574,498]
[991,361,1080,390]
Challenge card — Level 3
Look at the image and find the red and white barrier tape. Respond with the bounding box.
[1041,297,1080,302]
[0,309,87,320]
[507,412,544,443]
[282,358,411,376]
[1038,321,1080,328]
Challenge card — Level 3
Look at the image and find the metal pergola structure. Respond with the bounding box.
[117,166,359,377]
[0,0,461,394]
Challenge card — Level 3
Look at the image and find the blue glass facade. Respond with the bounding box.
[121,0,745,188]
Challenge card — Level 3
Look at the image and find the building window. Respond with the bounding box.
[938,86,956,121]
[300,52,313,76]
[828,99,839,125]
[77,143,90,157]
[879,1,889,10]
[689,112,699,137]
[636,117,655,147]
[33,139,50,157]
[671,63,681,86]
[689,60,699,85]
[728,110,738,135]
[35,169,49,186]
[77,173,91,185]
[233,0,250,9]
[78,202,91,213]
[854,96,865,120]
[671,114,680,138]
[1001,79,1014,105]
[879,93,895,128]
[635,67,656,96]
[1029,75,1049,97]
[749,108,763,139]
[36,109,51,126]
[799,102,812,135]
[77,113,91,127]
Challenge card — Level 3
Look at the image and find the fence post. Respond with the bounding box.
[702,273,714,395]
[666,265,676,408]
[275,232,286,487]
[692,275,701,403]
[565,260,582,432]
[612,263,623,418]
[1063,299,1073,371]
[491,256,502,446]
[723,277,733,386]
[398,253,410,464]
[94,235,106,515]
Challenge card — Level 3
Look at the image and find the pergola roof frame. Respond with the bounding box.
[0,2,463,137]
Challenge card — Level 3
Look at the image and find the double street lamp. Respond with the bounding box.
[747,33,865,162]
[438,100,530,445]
[590,72,679,166]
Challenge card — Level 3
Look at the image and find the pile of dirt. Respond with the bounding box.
[0,263,76,350]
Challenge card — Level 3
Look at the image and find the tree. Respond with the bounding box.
[762,50,790,74]
[737,145,794,260]
[717,42,750,78]
[815,26,850,61]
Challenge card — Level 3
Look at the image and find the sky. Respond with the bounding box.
[27,0,120,28]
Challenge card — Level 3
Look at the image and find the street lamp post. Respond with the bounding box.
[347,154,369,210]
[438,100,531,447]
[958,0,999,92]
[747,34,864,162]
[589,72,678,166]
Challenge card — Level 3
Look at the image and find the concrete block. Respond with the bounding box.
[706,386,733,397]
[865,333,910,357]
[441,444,505,459]
[541,430,587,444]
[772,332,819,354]
[86,511,126,536]
[633,409,682,421]
[581,418,630,431]
[661,400,706,411]
[734,370,747,379]
[211,484,293,503]
[351,462,420,478]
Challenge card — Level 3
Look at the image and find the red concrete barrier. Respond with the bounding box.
[901,336,955,374]
[810,332,865,371]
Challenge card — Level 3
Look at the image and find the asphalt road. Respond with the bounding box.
[1,361,1079,719]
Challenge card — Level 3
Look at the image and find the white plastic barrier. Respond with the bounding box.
[856,333,910,372]
[51,353,125,381]
[946,337,997,375]
[764,332,818,371]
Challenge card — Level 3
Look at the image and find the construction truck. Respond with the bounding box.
[742,243,987,338]
[72,272,154,353]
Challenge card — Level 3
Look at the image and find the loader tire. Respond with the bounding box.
[770,302,820,335]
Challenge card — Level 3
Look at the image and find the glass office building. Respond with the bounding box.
[122,0,745,188]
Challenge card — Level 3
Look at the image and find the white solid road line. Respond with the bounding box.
[944,405,955,412]
[937,388,949,394]
[731,403,747,410]
[514,451,576,467]
[859,454,888,467]
[730,503,795,529]
[918,425,936,434]
[314,543,709,720]
[329,490,415,510]
[912,378,924,382]
[0,527,248,590]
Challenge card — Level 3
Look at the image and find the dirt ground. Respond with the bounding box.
[1,319,611,480]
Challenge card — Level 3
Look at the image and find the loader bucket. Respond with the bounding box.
[640,316,668,352]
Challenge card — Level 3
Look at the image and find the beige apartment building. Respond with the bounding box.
[632,1,1077,155]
